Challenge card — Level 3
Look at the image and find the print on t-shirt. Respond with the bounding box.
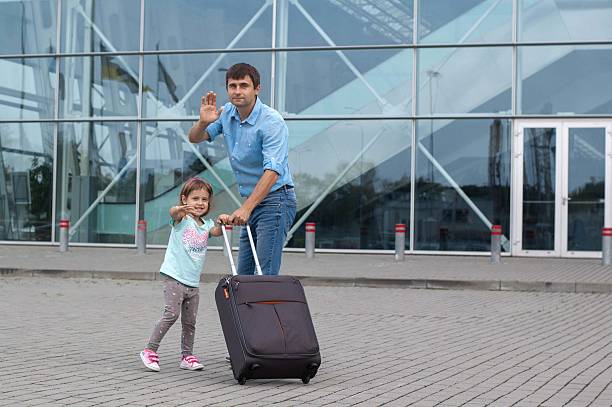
[182,226,208,260]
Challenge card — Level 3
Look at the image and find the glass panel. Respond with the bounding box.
[519,0,612,42]
[418,0,512,44]
[61,0,140,53]
[0,0,57,55]
[279,0,412,46]
[0,122,54,241]
[284,120,411,250]
[417,47,511,115]
[59,55,139,118]
[141,121,238,246]
[415,119,511,251]
[519,46,612,115]
[56,122,137,244]
[276,49,411,116]
[522,127,556,251]
[143,52,271,118]
[145,0,272,50]
[567,127,605,251]
[0,58,55,120]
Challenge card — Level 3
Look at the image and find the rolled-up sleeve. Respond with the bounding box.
[262,118,288,176]
[205,119,223,142]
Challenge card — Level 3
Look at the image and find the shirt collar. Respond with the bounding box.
[231,97,262,125]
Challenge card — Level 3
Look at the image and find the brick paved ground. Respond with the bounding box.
[1,276,612,406]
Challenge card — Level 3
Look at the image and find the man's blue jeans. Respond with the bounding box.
[237,186,297,275]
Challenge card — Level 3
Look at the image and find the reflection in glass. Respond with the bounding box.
[415,119,511,251]
[141,122,238,245]
[143,52,271,118]
[59,55,139,118]
[0,58,55,120]
[279,0,412,47]
[0,0,57,55]
[0,122,54,241]
[418,0,512,44]
[567,127,605,252]
[56,122,137,243]
[276,49,411,116]
[522,128,556,251]
[285,120,411,250]
[417,47,511,115]
[519,46,612,115]
[61,0,140,53]
[145,0,272,50]
[519,0,612,42]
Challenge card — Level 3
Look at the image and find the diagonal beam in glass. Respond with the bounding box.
[285,127,387,244]
[418,143,511,251]
[67,2,272,237]
[286,0,509,249]
[291,0,387,109]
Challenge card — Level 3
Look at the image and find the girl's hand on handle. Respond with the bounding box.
[217,214,232,225]
[199,91,224,125]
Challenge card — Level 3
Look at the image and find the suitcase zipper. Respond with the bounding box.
[244,300,303,306]
[272,305,287,354]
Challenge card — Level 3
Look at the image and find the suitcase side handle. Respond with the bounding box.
[221,224,263,276]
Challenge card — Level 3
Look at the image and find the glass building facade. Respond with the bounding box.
[1,0,611,257]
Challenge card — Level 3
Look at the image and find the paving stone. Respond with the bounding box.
[1,277,611,406]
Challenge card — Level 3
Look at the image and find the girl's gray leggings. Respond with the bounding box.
[147,275,200,356]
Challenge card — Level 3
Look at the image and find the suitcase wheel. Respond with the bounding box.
[238,376,247,385]
[301,376,311,385]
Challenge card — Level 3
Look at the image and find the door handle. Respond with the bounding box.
[562,197,572,205]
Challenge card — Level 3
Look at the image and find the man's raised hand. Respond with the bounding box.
[199,91,224,125]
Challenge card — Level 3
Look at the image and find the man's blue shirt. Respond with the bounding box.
[205,98,294,197]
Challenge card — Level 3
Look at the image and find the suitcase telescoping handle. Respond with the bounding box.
[221,224,263,276]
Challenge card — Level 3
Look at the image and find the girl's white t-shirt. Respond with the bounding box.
[160,215,215,287]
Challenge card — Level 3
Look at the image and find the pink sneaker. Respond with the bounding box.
[140,348,160,372]
[180,355,204,371]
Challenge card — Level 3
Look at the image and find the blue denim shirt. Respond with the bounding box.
[206,98,294,197]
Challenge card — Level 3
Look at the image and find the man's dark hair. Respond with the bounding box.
[226,63,260,89]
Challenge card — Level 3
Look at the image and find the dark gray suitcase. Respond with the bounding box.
[215,225,321,385]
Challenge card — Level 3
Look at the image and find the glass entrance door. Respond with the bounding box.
[514,121,612,257]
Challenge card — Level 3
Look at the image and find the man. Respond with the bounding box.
[188,63,296,276]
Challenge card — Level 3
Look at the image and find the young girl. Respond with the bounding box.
[140,177,227,372]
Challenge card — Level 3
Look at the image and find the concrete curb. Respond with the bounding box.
[2,267,612,293]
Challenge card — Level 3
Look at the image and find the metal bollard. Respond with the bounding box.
[305,222,316,258]
[490,224,502,264]
[59,219,69,252]
[223,224,233,258]
[137,220,147,255]
[395,223,406,261]
[603,227,612,266]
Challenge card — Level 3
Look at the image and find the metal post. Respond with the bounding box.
[395,224,406,261]
[59,219,69,252]
[491,225,502,264]
[305,222,316,258]
[137,220,147,255]
[223,225,233,259]
[602,227,612,266]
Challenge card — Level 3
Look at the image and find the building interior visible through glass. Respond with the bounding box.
[0,0,610,257]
